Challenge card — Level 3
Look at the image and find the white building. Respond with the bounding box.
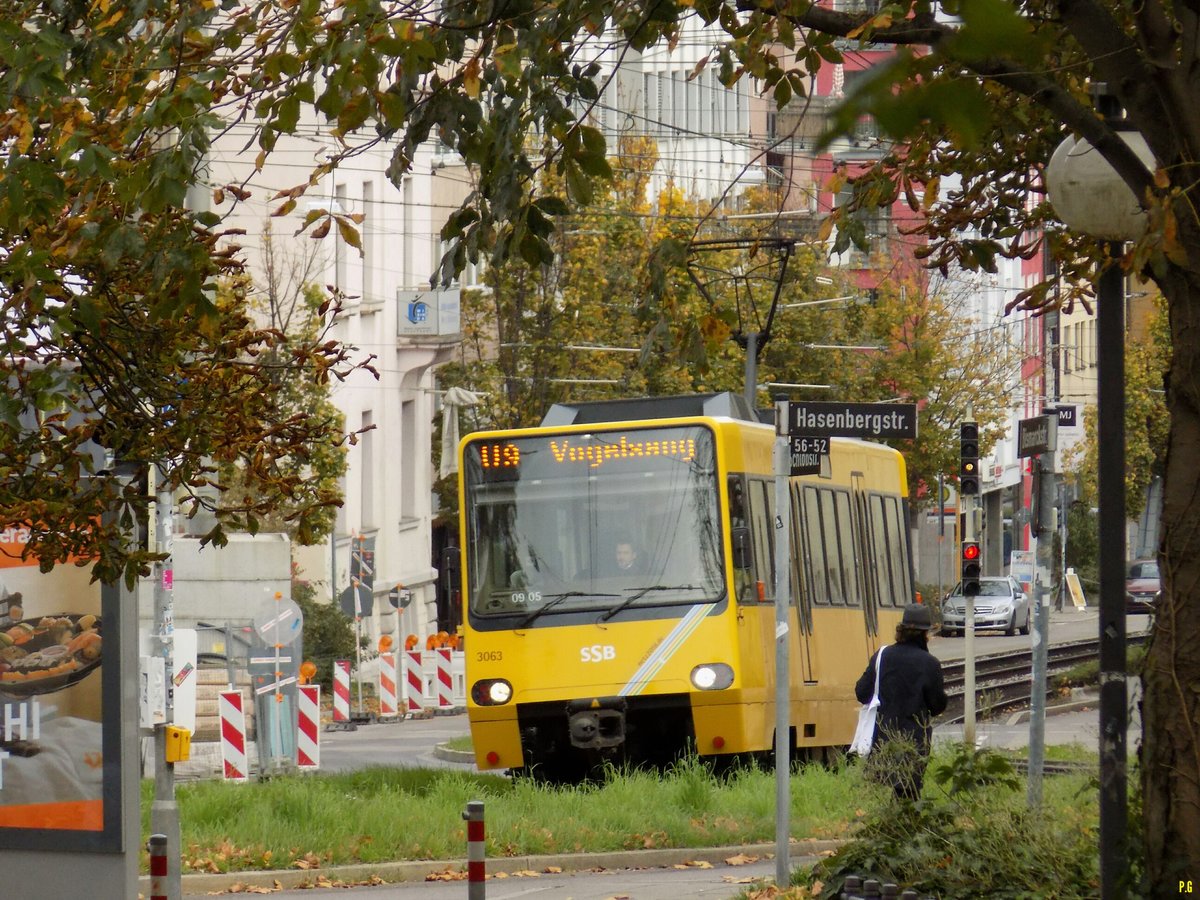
[198,121,470,647]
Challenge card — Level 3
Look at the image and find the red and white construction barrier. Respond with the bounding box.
[297,685,321,769]
[404,650,425,715]
[378,652,398,718]
[219,690,249,782]
[435,648,454,709]
[332,659,351,723]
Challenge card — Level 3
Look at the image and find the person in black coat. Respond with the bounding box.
[855,603,949,800]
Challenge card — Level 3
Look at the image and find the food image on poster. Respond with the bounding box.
[0,527,107,838]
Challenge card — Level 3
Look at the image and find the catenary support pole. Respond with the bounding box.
[150,469,181,900]
[773,401,792,888]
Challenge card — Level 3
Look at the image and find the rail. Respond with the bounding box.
[939,633,1147,724]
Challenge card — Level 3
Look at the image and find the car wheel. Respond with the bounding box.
[1019,610,1031,636]
[1005,613,1017,636]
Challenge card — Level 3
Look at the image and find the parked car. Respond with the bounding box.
[940,576,1031,636]
[1126,558,1161,614]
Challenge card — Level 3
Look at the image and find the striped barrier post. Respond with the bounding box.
[219,690,249,782]
[148,833,168,900]
[297,685,320,769]
[404,650,425,716]
[378,651,398,718]
[436,648,454,709]
[452,649,467,706]
[463,800,485,899]
[332,659,351,724]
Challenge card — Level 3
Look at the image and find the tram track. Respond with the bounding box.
[938,633,1147,724]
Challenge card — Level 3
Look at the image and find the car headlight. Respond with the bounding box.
[471,679,513,706]
[691,663,734,690]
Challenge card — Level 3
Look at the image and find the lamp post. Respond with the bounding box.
[1045,87,1153,900]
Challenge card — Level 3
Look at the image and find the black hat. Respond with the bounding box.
[901,603,933,631]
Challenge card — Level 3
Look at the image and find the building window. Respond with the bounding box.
[401,400,417,525]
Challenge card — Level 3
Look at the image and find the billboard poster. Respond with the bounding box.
[0,525,121,851]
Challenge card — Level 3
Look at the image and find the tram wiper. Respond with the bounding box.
[597,584,708,623]
[517,591,619,628]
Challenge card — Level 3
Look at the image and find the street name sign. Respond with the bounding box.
[1017,414,1057,458]
[789,435,829,476]
[786,401,918,440]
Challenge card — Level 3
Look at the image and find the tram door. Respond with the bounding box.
[790,481,816,683]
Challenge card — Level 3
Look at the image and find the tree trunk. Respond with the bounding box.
[1141,258,1200,894]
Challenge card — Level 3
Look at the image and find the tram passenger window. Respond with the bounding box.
[882,496,911,604]
[868,494,894,605]
[802,486,830,605]
[820,490,846,604]
[834,490,861,606]
[789,482,812,624]
[748,478,775,601]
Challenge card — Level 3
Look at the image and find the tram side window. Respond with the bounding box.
[819,490,847,605]
[868,494,895,606]
[789,482,813,624]
[834,490,862,606]
[866,493,912,606]
[802,486,831,605]
[747,478,775,601]
[883,495,913,604]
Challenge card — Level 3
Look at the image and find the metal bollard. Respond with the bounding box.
[148,833,168,900]
[463,800,485,899]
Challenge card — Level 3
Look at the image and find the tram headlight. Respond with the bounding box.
[471,679,513,706]
[690,663,734,691]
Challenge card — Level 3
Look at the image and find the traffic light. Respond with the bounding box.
[959,421,980,495]
[961,540,982,596]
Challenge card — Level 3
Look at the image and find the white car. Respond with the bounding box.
[940,576,1031,636]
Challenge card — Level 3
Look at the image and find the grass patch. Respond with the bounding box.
[443,735,474,753]
[142,746,1109,887]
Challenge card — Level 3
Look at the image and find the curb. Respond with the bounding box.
[141,839,843,896]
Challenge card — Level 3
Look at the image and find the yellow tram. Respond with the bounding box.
[457,393,913,779]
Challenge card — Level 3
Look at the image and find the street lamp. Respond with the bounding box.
[1045,88,1154,900]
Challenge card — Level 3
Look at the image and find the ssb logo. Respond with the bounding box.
[581,644,616,663]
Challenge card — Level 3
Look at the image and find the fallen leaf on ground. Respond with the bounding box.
[725,853,760,865]
[673,859,714,869]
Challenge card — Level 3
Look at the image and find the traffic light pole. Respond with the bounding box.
[960,418,980,748]
[962,495,977,748]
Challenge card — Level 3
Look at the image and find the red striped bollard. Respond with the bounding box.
[463,800,485,898]
[436,647,454,709]
[332,659,351,724]
[148,833,168,900]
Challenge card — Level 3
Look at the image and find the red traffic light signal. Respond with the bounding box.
[961,541,981,596]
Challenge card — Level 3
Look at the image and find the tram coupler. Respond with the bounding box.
[565,697,626,750]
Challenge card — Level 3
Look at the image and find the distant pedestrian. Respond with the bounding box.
[854,603,948,800]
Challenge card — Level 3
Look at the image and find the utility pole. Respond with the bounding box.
[150,465,181,900]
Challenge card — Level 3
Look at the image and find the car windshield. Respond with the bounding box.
[952,580,1011,598]
[1128,561,1159,580]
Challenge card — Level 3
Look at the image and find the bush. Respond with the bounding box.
[797,744,1102,899]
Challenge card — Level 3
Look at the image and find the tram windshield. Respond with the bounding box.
[463,424,725,620]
